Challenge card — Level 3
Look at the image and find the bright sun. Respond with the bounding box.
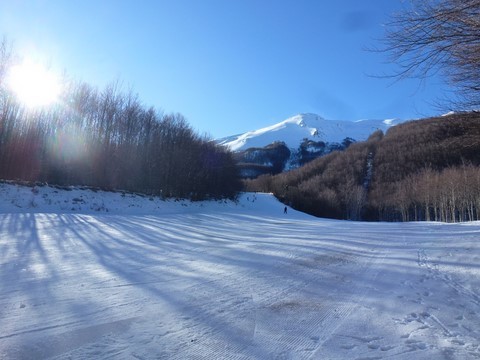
[7,60,61,108]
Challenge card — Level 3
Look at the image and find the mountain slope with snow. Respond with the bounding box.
[218,113,405,152]
[1,182,480,359]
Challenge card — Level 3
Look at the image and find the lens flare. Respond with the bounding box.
[7,59,61,108]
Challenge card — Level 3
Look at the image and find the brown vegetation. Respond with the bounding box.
[0,44,241,200]
[246,112,480,222]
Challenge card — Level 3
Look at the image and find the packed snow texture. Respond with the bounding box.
[218,113,405,151]
[1,183,480,359]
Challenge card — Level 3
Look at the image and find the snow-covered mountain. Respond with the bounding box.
[218,113,406,178]
[218,113,405,152]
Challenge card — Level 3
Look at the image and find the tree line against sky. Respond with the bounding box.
[245,112,480,222]
[1,0,480,217]
[0,41,241,200]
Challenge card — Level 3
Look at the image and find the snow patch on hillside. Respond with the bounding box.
[0,181,309,218]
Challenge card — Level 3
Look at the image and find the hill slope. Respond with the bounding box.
[246,111,480,221]
[1,183,479,359]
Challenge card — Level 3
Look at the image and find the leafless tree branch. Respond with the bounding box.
[383,0,480,108]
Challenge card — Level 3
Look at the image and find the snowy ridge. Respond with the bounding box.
[218,113,404,151]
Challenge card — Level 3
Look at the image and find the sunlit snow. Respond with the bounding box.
[218,113,405,151]
[1,183,479,359]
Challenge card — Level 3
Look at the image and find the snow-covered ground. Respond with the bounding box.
[1,183,480,359]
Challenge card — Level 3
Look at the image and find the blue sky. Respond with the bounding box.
[0,0,449,138]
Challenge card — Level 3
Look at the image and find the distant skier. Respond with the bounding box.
[284,206,288,214]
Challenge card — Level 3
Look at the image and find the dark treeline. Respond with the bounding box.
[0,48,240,200]
[246,112,480,222]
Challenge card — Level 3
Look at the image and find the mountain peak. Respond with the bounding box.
[284,113,325,126]
[218,113,404,152]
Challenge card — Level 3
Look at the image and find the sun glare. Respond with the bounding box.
[7,60,61,108]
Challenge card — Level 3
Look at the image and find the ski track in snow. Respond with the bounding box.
[0,185,480,359]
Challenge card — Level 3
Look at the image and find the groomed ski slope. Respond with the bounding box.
[1,183,480,359]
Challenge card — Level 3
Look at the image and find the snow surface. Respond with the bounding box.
[218,113,405,151]
[1,183,480,359]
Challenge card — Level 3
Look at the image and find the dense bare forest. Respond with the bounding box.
[0,45,241,200]
[246,112,480,222]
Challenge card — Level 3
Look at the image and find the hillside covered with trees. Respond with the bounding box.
[246,112,480,222]
[0,43,241,200]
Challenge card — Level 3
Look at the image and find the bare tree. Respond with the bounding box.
[384,0,480,108]
[0,37,13,87]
